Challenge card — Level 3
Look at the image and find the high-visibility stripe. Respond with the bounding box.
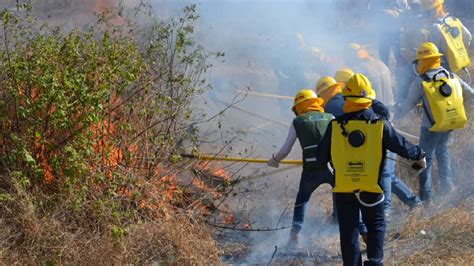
[303,144,318,150]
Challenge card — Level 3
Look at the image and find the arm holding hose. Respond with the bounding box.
[382,120,426,169]
[268,124,297,168]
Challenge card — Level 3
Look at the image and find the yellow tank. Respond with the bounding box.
[422,72,467,131]
[331,120,384,193]
[436,17,471,73]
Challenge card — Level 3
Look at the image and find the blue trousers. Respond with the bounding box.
[335,193,385,266]
[419,127,454,201]
[382,151,422,212]
[292,167,335,233]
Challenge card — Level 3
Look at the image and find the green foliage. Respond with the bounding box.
[0,4,217,260]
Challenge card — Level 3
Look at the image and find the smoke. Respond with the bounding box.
[179,1,474,262]
[4,0,474,263]
[143,0,471,262]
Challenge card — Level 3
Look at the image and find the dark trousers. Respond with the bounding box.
[332,193,369,235]
[292,167,334,233]
[335,193,386,266]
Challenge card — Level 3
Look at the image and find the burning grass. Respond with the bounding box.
[0,4,226,264]
[0,160,229,264]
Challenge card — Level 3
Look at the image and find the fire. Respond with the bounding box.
[191,177,217,196]
[212,168,233,181]
[224,213,235,224]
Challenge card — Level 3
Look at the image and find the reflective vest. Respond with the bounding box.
[330,120,384,193]
[436,16,471,73]
[293,111,333,170]
[421,70,467,132]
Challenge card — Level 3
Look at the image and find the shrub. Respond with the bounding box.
[0,4,220,263]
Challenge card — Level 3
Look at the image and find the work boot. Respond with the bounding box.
[422,199,433,209]
[286,229,301,249]
[409,198,422,211]
[363,259,383,266]
[290,231,299,241]
[360,233,368,245]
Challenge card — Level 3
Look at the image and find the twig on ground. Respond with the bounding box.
[205,221,290,232]
[267,245,278,265]
[276,205,290,228]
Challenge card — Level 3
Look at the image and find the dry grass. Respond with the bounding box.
[0,171,221,264]
[385,91,474,264]
[385,198,474,264]
[0,214,219,265]
[123,215,220,264]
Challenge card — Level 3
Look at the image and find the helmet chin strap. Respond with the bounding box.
[412,60,421,76]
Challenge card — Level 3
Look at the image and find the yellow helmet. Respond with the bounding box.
[420,0,444,11]
[293,89,318,108]
[315,76,337,94]
[342,73,376,103]
[415,42,443,60]
[335,68,355,83]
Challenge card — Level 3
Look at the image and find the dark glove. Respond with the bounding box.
[412,156,426,170]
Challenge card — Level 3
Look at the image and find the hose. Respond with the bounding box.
[386,155,412,166]
[182,153,302,165]
[230,105,291,127]
[355,192,385,207]
[463,67,472,84]
[394,129,420,141]
[235,90,293,100]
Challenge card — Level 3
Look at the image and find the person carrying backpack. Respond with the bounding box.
[316,73,426,265]
[395,42,474,203]
[267,89,335,245]
[420,0,472,73]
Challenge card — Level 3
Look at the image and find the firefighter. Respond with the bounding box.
[346,43,395,107]
[316,73,425,265]
[372,0,409,66]
[316,74,370,240]
[267,89,335,244]
[398,1,431,101]
[316,76,345,118]
[420,0,472,73]
[318,70,421,232]
[395,42,474,203]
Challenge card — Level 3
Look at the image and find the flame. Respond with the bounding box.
[224,213,235,224]
[195,161,233,182]
[212,168,232,181]
[191,176,222,198]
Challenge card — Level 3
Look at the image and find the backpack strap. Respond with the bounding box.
[433,69,451,81]
[420,73,431,82]
[420,71,446,127]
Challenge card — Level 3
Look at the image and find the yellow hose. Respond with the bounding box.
[236,90,293,100]
[185,154,302,165]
